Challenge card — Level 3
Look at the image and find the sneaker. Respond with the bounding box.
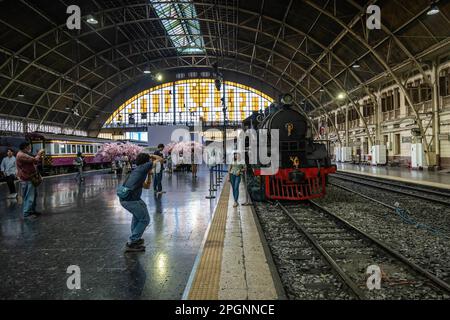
[24,214,39,220]
[125,242,145,252]
[135,239,145,246]
[7,193,17,199]
[233,202,238,208]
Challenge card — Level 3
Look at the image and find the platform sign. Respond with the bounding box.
[402,136,413,143]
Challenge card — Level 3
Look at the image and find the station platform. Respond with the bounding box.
[183,178,283,300]
[336,163,450,190]
[0,167,220,299]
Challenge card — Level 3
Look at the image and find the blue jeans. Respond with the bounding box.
[153,172,163,192]
[20,181,37,216]
[230,174,241,203]
[120,199,150,243]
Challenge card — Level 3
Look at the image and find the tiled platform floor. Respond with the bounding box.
[336,163,450,189]
[0,167,221,299]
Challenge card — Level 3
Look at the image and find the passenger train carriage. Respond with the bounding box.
[26,132,111,174]
[244,94,336,201]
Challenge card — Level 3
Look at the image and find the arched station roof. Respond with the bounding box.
[0,0,449,132]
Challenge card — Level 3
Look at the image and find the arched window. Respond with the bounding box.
[103,79,273,128]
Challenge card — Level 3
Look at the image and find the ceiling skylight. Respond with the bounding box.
[150,0,205,54]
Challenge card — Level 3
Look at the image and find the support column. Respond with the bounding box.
[375,92,382,145]
[173,83,177,125]
[432,59,441,168]
[345,104,349,146]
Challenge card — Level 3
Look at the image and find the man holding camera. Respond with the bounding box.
[16,142,45,219]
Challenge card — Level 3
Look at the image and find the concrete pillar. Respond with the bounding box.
[432,59,441,168]
[172,82,177,124]
[375,92,382,145]
[335,111,339,145]
[359,103,364,128]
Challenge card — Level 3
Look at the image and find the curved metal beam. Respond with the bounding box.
[303,0,433,163]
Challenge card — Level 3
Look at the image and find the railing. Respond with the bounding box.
[348,120,358,129]
[408,100,432,115]
[442,95,450,111]
[382,109,401,121]
[364,115,375,125]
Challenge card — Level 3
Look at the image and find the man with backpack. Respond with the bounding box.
[117,152,163,252]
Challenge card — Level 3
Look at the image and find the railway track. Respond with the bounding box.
[332,172,450,207]
[275,201,450,299]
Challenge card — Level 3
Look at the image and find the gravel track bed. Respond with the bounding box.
[329,176,450,236]
[254,202,354,300]
[314,184,450,286]
[255,201,450,299]
[283,203,449,299]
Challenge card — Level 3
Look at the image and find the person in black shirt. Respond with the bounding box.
[153,143,165,195]
[120,152,163,252]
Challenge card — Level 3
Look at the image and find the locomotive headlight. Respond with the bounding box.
[281,93,294,105]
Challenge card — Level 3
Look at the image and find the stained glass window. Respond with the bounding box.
[103,79,273,128]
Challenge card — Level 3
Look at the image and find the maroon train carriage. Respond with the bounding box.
[26,132,112,175]
[244,94,336,201]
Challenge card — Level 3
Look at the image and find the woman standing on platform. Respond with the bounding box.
[1,148,17,199]
[228,153,245,208]
[117,152,163,252]
[191,144,198,179]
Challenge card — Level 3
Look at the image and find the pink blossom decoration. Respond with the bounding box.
[96,142,143,162]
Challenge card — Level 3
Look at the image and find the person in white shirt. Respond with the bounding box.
[1,148,17,198]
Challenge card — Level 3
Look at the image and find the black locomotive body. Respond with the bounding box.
[243,95,336,201]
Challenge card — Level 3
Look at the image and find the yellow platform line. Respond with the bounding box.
[187,183,230,300]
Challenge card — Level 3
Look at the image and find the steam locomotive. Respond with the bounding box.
[244,94,336,201]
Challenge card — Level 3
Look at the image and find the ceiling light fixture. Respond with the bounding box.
[337,93,346,100]
[427,4,439,15]
[352,63,361,69]
[86,14,99,25]
[155,73,163,82]
[17,92,25,98]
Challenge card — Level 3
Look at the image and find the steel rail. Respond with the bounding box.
[308,200,450,294]
[332,173,450,207]
[277,202,367,300]
[336,171,450,196]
